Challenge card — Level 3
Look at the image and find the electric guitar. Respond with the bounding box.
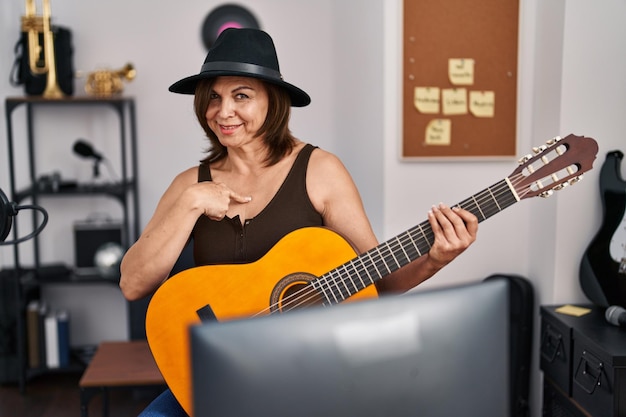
[146,134,599,416]
[580,150,626,307]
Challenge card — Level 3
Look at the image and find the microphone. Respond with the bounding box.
[73,139,103,161]
[605,305,626,328]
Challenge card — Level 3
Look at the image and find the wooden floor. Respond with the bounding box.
[0,371,162,417]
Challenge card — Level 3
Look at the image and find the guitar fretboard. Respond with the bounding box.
[311,177,519,305]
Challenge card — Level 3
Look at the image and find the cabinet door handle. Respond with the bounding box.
[540,325,564,363]
[573,350,604,394]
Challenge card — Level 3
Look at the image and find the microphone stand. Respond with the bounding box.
[93,158,101,179]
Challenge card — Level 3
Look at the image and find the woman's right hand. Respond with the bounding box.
[189,181,252,221]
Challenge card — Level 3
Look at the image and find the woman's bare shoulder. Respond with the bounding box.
[308,146,347,172]
[161,166,202,197]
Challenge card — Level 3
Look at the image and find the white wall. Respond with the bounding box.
[1,1,626,416]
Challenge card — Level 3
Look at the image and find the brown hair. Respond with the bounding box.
[194,78,297,166]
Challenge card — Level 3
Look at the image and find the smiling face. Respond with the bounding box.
[205,76,270,148]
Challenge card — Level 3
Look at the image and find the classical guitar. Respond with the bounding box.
[146,134,598,416]
[580,150,626,307]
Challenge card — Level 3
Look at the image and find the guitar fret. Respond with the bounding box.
[471,194,486,220]
[375,246,392,274]
[362,248,384,282]
[487,187,502,212]
[364,251,383,281]
[405,234,420,257]
[320,272,333,305]
[339,264,359,301]
[386,237,407,268]
[327,273,342,302]
[342,263,359,297]
[356,257,374,288]
[396,236,411,263]
[329,273,343,304]
[406,231,422,258]
[333,267,349,301]
[416,223,432,249]
[411,224,433,254]
[484,187,503,216]
[381,242,400,270]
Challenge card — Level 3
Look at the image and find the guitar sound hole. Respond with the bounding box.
[270,272,324,313]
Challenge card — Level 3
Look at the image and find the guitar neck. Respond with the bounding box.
[312,177,519,305]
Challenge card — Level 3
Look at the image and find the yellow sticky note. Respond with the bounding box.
[555,304,592,317]
[469,91,495,118]
[414,87,440,114]
[442,88,467,115]
[449,59,475,85]
[425,119,451,146]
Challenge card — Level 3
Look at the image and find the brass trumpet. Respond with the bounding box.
[21,0,64,98]
[85,63,136,97]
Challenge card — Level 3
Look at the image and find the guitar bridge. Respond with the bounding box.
[196,304,218,322]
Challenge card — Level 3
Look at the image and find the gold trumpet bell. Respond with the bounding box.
[85,63,136,97]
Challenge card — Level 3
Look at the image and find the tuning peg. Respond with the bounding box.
[546,136,562,145]
[569,175,583,185]
[552,182,569,191]
[518,154,533,164]
[533,145,548,154]
[539,190,554,198]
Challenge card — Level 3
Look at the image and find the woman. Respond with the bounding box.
[120,28,478,416]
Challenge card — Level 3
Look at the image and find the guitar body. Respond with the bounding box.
[146,227,378,415]
[580,150,626,307]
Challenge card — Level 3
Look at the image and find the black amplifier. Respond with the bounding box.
[73,220,123,270]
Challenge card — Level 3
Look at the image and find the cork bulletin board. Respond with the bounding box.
[402,0,519,159]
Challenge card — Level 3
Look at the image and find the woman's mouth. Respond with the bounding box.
[219,124,241,134]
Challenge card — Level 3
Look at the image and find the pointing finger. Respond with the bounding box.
[231,193,252,204]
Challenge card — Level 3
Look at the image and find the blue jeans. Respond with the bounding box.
[138,388,188,417]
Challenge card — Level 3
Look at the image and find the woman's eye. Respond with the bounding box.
[235,93,249,100]
[209,93,220,100]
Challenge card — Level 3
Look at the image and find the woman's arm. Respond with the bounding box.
[119,167,251,300]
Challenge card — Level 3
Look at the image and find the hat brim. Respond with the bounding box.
[168,71,311,107]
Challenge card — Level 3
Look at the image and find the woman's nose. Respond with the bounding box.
[216,98,235,117]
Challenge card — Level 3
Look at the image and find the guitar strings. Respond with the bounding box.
[255,170,540,317]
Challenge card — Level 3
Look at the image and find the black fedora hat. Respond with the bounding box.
[169,28,311,107]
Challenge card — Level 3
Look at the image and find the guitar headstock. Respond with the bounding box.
[509,134,599,200]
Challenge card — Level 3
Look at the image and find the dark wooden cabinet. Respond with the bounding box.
[540,305,626,417]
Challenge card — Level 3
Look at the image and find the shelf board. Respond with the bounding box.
[14,180,136,204]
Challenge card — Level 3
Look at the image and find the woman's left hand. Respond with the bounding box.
[426,203,478,268]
